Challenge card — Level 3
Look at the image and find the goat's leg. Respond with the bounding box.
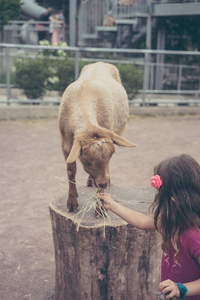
[95,199,106,218]
[66,161,79,212]
[95,188,106,218]
[87,175,94,187]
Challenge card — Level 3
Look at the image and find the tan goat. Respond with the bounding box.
[58,62,135,213]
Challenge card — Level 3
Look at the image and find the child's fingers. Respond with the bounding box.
[158,280,179,299]
[96,193,103,199]
[96,193,112,204]
[96,192,109,199]
[158,280,171,291]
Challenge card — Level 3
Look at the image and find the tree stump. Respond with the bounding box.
[49,186,161,300]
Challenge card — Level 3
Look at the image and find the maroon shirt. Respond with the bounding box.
[161,228,200,299]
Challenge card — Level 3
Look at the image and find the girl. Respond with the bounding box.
[97,154,200,299]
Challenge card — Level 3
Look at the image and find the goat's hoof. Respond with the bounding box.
[95,210,101,218]
[67,203,79,213]
[73,206,78,213]
[95,203,106,219]
[95,209,106,218]
[67,206,79,213]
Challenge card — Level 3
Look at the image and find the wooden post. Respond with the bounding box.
[49,186,161,300]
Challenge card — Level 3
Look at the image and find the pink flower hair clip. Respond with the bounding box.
[150,175,162,189]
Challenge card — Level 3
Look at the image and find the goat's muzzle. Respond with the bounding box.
[99,183,108,189]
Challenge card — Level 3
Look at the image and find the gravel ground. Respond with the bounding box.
[0,115,200,300]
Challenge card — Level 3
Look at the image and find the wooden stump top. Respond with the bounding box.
[49,185,155,229]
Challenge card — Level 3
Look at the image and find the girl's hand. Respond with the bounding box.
[158,280,180,299]
[96,193,116,211]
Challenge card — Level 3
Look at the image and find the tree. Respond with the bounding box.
[155,16,200,51]
[0,0,22,31]
[36,0,70,24]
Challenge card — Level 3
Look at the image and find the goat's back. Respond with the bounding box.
[59,62,129,138]
[79,62,121,83]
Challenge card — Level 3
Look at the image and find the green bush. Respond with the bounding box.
[48,58,75,95]
[13,41,87,99]
[51,58,87,95]
[0,70,15,85]
[14,57,49,99]
[13,49,142,100]
[117,63,143,98]
[50,60,141,98]
[0,0,22,31]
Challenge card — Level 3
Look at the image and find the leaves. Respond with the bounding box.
[117,63,143,98]
[0,0,22,31]
[14,57,49,99]
[156,16,200,51]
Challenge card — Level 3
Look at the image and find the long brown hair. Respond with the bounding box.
[151,154,200,256]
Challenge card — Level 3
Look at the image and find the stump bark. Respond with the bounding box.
[49,186,161,300]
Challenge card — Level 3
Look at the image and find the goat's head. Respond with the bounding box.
[79,137,114,189]
[66,129,136,189]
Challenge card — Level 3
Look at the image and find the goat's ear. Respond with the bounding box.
[111,132,136,147]
[66,139,81,163]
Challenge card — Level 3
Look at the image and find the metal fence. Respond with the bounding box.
[78,0,200,47]
[152,0,200,3]
[78,0,148,47]
[1,43,200,106]
[1,20,67,45]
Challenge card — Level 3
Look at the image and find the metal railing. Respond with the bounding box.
[78,0,200,47]
[78,0,149,46]
[2,20,67,45]
[1,43,200,106]
[152,0,200,3]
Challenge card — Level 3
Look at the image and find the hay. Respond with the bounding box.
[55,176,113,237]
[71,188,112,237]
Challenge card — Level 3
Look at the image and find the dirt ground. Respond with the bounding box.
[0,114,200,300]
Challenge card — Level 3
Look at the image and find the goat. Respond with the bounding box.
[58,62,136,213]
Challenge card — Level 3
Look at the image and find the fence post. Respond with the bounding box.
[75,49,79,80]
[69,0,77,46]
[142,52,149,106]
[6,47,11,105]
[177,65,182,95]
